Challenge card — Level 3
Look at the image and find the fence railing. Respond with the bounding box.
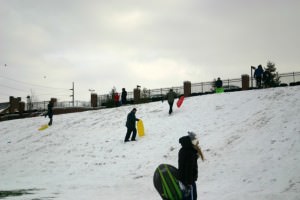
[26,71,300,110]
[26,100,91,111]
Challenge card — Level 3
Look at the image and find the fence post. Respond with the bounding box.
[241,74,250,90]
[91,93,97,107]
[134,88,140,104]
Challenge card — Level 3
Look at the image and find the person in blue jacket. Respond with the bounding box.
[254,65,264,88]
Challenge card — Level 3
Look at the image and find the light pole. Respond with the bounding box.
[70,82,74,107]
[251,66,256,88]
[89,89,95,93]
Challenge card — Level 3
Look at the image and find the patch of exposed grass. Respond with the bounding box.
[0,188,40,199]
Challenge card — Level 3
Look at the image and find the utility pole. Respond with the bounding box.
[251,66,256,88]
[70,82,74,107]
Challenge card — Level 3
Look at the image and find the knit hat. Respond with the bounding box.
[188,131,199,145]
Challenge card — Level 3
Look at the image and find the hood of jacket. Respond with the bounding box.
[179,135,193,149]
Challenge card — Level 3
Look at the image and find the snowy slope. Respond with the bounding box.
[0,86,300,200]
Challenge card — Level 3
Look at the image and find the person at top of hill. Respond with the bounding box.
[215,77,223,88]
[124,108,139,142]
[254,65,264,88]
[178,131,205,200]
[114,92,120,107]
[165,89,177,115]
[121,88,127,105]
[45,99,54,126]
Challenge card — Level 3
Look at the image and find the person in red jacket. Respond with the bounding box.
[114,92,120,107]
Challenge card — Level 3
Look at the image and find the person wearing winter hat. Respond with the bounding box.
[178,132,205,200]
[188,131,205,161]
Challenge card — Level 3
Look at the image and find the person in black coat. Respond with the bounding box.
[215,77,223,88]
[46,100,54,126]
[121,88,127,105]
[124,108,139,142]
[178,132,205,200]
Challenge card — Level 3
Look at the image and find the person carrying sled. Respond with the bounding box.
[254,65,264,88]
[45,99,54,126]
[215,77,224,93]
[215,77,223,88]
[178,132,205,200]
[124,108,139,142]
[166,89,177,114]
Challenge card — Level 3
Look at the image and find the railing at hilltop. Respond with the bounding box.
[26,100,91,111]
[97,71,300,106]
[25,71,300,110]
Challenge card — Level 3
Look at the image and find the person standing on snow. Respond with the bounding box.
[165,89,177,114]
[45,99,54,126]
[178,132,205,200]
[124,108,139,142]
[114,92,120,107]
[254,65,264,88]
[121,88,127,105]
[215,77,223,88]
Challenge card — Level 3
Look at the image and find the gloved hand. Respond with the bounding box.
[183,185,192,197]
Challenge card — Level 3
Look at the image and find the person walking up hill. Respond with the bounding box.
[166,89,177,115]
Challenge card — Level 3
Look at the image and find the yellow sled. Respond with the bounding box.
[137,119,145,137]
[38,124,49,131]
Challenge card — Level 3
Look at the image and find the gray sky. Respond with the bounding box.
[1,0,300,102]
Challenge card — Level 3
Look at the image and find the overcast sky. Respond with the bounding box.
[1,0,300,102]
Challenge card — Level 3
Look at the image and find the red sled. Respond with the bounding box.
[176,96,184,108]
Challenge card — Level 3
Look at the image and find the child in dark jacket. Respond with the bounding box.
[178,132,204,200]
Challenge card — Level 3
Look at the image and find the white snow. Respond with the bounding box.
[0,86,300,200]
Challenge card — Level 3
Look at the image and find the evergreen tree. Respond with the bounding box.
[264,61,281,87]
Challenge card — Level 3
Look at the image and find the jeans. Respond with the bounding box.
[168,101,174,114]
[183,182,197,200]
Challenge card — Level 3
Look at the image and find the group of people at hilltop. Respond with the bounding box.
[254,65,272,88]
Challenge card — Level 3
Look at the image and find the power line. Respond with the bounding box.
[0,75,70,90]
[0,84,29,93]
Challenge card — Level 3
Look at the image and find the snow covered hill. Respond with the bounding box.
[1,86,300,200]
